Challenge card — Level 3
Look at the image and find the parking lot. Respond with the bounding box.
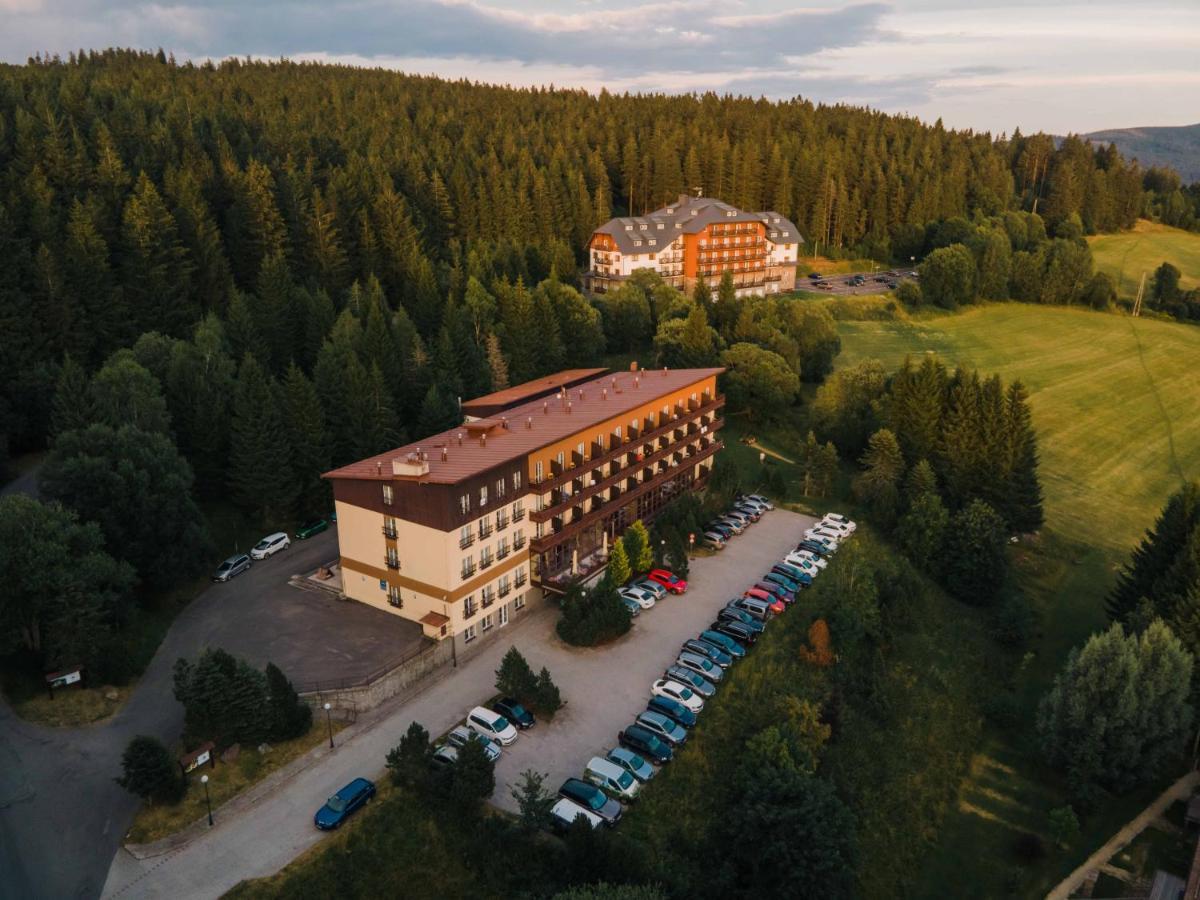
[489,506,816,815]
[798,269,916,296]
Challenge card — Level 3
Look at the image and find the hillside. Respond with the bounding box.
[1088,219,1200,299]
[835,304,1200,895]
[1083,122,1200,184]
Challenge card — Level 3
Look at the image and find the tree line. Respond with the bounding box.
[0,48,1190,477]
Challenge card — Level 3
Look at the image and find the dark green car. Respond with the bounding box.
[296,518,329,540]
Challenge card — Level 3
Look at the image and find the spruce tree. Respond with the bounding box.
[854,428,904,525]
[117,735,184,805]
[281,363,332,518]
[354,362,403,458]
[713,271,740,336]
[904,459,938,503]
[485,333,510,390]
[495,646,538,702]
[228,354,296,521]
[416,382,461,439]
[939,499,1009,604]
[534,667,563,715]
[898,491,949,570]
[1004,380,1045,533]
[265,662,312,741]
[120,172,195,337]
[1109,483,1200,623]
[50,354,93,439]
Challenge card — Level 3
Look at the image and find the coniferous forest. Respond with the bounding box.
[0,48,1190,476]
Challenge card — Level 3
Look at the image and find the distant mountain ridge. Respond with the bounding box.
[1080,123,1200,184]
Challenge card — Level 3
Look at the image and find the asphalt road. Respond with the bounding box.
[100,509,816,899]
[0,530,421,900]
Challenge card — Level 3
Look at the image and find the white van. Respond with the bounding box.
[550,798,603,832]
[584,756,641,802]
[250,531,290,559]
[467,706,518,746]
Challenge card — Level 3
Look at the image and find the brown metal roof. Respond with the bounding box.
[419,611,450,627]
[324,367,724,485]
[460,369,608,416]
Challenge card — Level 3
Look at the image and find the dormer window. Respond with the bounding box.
[656,223,664,229]
[625,224,633,231]
[634,240,642,247]
[639,223,648,230]
[649,239,656,246]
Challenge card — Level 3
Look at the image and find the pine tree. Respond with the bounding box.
[416,382,461,439]
[904,459,938,503]
[1004,380,1044,533]
[1109,483,1200,623]
[854,428,904,525]
[265,662,312,741]
[120,173,195,338]
[898,490,949,570]
[225,290,263,365]
[692,273,711,307]
[281,363,332,518]
[534,667,563,715]
[608,540,632,586]
[495,645,538,702]
[228,354,296,521]
[117,735,184,804]
[386,721,432,788]
[50,354,93,439]
[485,333,509,390]
[254,251,297,373]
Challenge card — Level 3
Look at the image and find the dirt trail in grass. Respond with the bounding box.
[1126,316,1188,484]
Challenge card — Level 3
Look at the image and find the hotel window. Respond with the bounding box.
[649,239,656,246]
[514,528,525,549]
[382,484,393,505]
[459,493,470,515]
[481,614,493,632]
[656,222,664,229]
[512,500,524,520]
[639,223,648,230]
[496,477,506,499]
[383,516,397,539]
[499,605,509,626]
[387,585,402,608]
[480,484,488,507]
[460,525,473,548]
[513,470,522,491]
[515,564,528,587]
[534,460,543,483]
[461,554,475,579]
[463,624,477,643]
[497,536,509,558]
[515,591,526,610]
[463,594,476,616]
[577,441,585,460]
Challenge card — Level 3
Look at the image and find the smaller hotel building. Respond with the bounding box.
[584,194,802,298]
[324,366,725,654]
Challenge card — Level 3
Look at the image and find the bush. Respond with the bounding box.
[495,646,538,701]
[265,662,312,741]
[116,735,184,804]
[386,721,432,788]
[534,667,563,715]
[556,575,632,647]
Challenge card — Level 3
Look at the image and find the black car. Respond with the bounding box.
[619,724,674,764]
[706,521,735,539]
[682,638,732,668]
[493,698,535,729]
[718,605,767,633]
[558,778,623,826]
[797,539,832,558]
[711,619,758,645]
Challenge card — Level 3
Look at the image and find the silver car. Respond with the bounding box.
[212,553,251,582]
[446,725,501,762]
[665,664,717,698]
[607,747,656,783]
[636,711,688,746]
[634,579,667,601]
[674,651,724,682]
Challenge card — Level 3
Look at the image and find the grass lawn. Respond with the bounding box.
[126,720,345,844]
[835,302,1200,897]
[0,681,133,727]
[1088,219,1200,300]
[797,254,880,275]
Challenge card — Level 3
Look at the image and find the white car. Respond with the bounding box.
[819,518,854,539]
[823,513,857,533]
[804,528,841,548]
[466,706,518,746]
[742,494,775,510]
[651,678,705,713]
[447,725,501,761]
[620,586,657,610]
[250,531,290,559]
[551,798,603,832]
[786,551,826,572]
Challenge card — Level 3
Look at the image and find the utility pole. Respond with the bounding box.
[1132,271,1146,317]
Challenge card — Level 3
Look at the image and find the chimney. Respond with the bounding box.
[501,417,508,430]
[441,446,448,462]
[376,460,382,474]
[630,360,639,372]
[634,376,640,389]
[543,400,549,415]
[457,432,464,446]
[601,388,607,400]
[480,433,487,448]
[567,401,572,414]
[526,416,533,430]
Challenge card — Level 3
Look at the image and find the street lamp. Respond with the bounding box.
[324,702,334,749]
[201,774,213,827]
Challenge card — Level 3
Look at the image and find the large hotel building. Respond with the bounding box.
[583,194,802,297]
[324,366,725,652]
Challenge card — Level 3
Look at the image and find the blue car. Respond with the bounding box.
[314,777,375,830]
[647,695,698,729]
[763,571,805,594]
[699,629,747,659]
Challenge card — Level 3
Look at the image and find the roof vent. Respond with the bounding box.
[526,416,533,430]
[458,432,464,446]
[543,400,549,415]
[601,388,607,400]
[480,433,486,447]
[376,460,382,474]
[441,446,448,462]
[662,366,668,376]
[393,454,430,477]
[567,402,572,414]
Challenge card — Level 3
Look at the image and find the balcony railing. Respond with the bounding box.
[513,535,527,550]
[496,514,509,531]
[384,557,400,571]
[478,523,493,540]
[496,546,510,561]
[514,572,528,588]
[382,527,397,539]
[461,562,477,579]
[481,593,495,608]
[498,583,512,598]
[463,603,477,619]
[479,554,494,570]
[512,507,526,521]
[459,533,475,549]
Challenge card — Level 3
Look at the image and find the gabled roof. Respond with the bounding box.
[592,194,802,254]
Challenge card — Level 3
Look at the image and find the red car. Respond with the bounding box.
[744,588,785,614]
[647,569,688,594]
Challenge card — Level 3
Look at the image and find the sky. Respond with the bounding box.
[2,0,1198,135]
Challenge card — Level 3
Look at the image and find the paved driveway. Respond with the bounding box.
[490,507,814,812]
[0,529,422,900]
[99,508,814,899]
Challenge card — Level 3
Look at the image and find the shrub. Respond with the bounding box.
[556,574,632,647]
[116,735,184,805]
[386,721,432,788]
[511,769,556,833]
[265,662,312,741]
[534,667,563,715]
[495,646,538,701]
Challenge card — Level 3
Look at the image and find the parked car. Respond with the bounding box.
[664,664,717,698]
[713,516,746,535]
[702,530,727,550]
[764,571,806,594]
[773,561,813,583]
[752,581,794,604]
[558,778,623,826]
[430,744,458,768]
[584,756,641,802]
[699,629,747,659]
[743,588,785,615]
[493,698,535,729]
[633,578,667,601]
[651,678,705,712]
[804,527,841,548]
[712,619,758,646]
[808,272,822,279]
[824,512,857,533]
[296,518,329,540]
[618,724,674,764]
[313,777,375,830]
[647,569,687,594]
[730,596,775,622]
[607,747,656,783]
[797,538,836,557]
[467,706,518,746]
[682,638,733,668]
[636,711,688,746]
[212,553,251,582]
[647,695,698,729]
[723,509,752,526]
[788,549,828,570]
[778,558,819,580]
[706,522,735,541]
[619,586,657,610]
[447,725,501,762]
[675,651,725,682]
[819,518,854,539]
[250,532,290,560]
[621,595,642,617]
[550,798,604,833]
[732,503,762,523]
[717,606,766,634]
[741,493,774,510]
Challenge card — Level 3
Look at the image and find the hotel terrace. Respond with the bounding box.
[323,366,725,652]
